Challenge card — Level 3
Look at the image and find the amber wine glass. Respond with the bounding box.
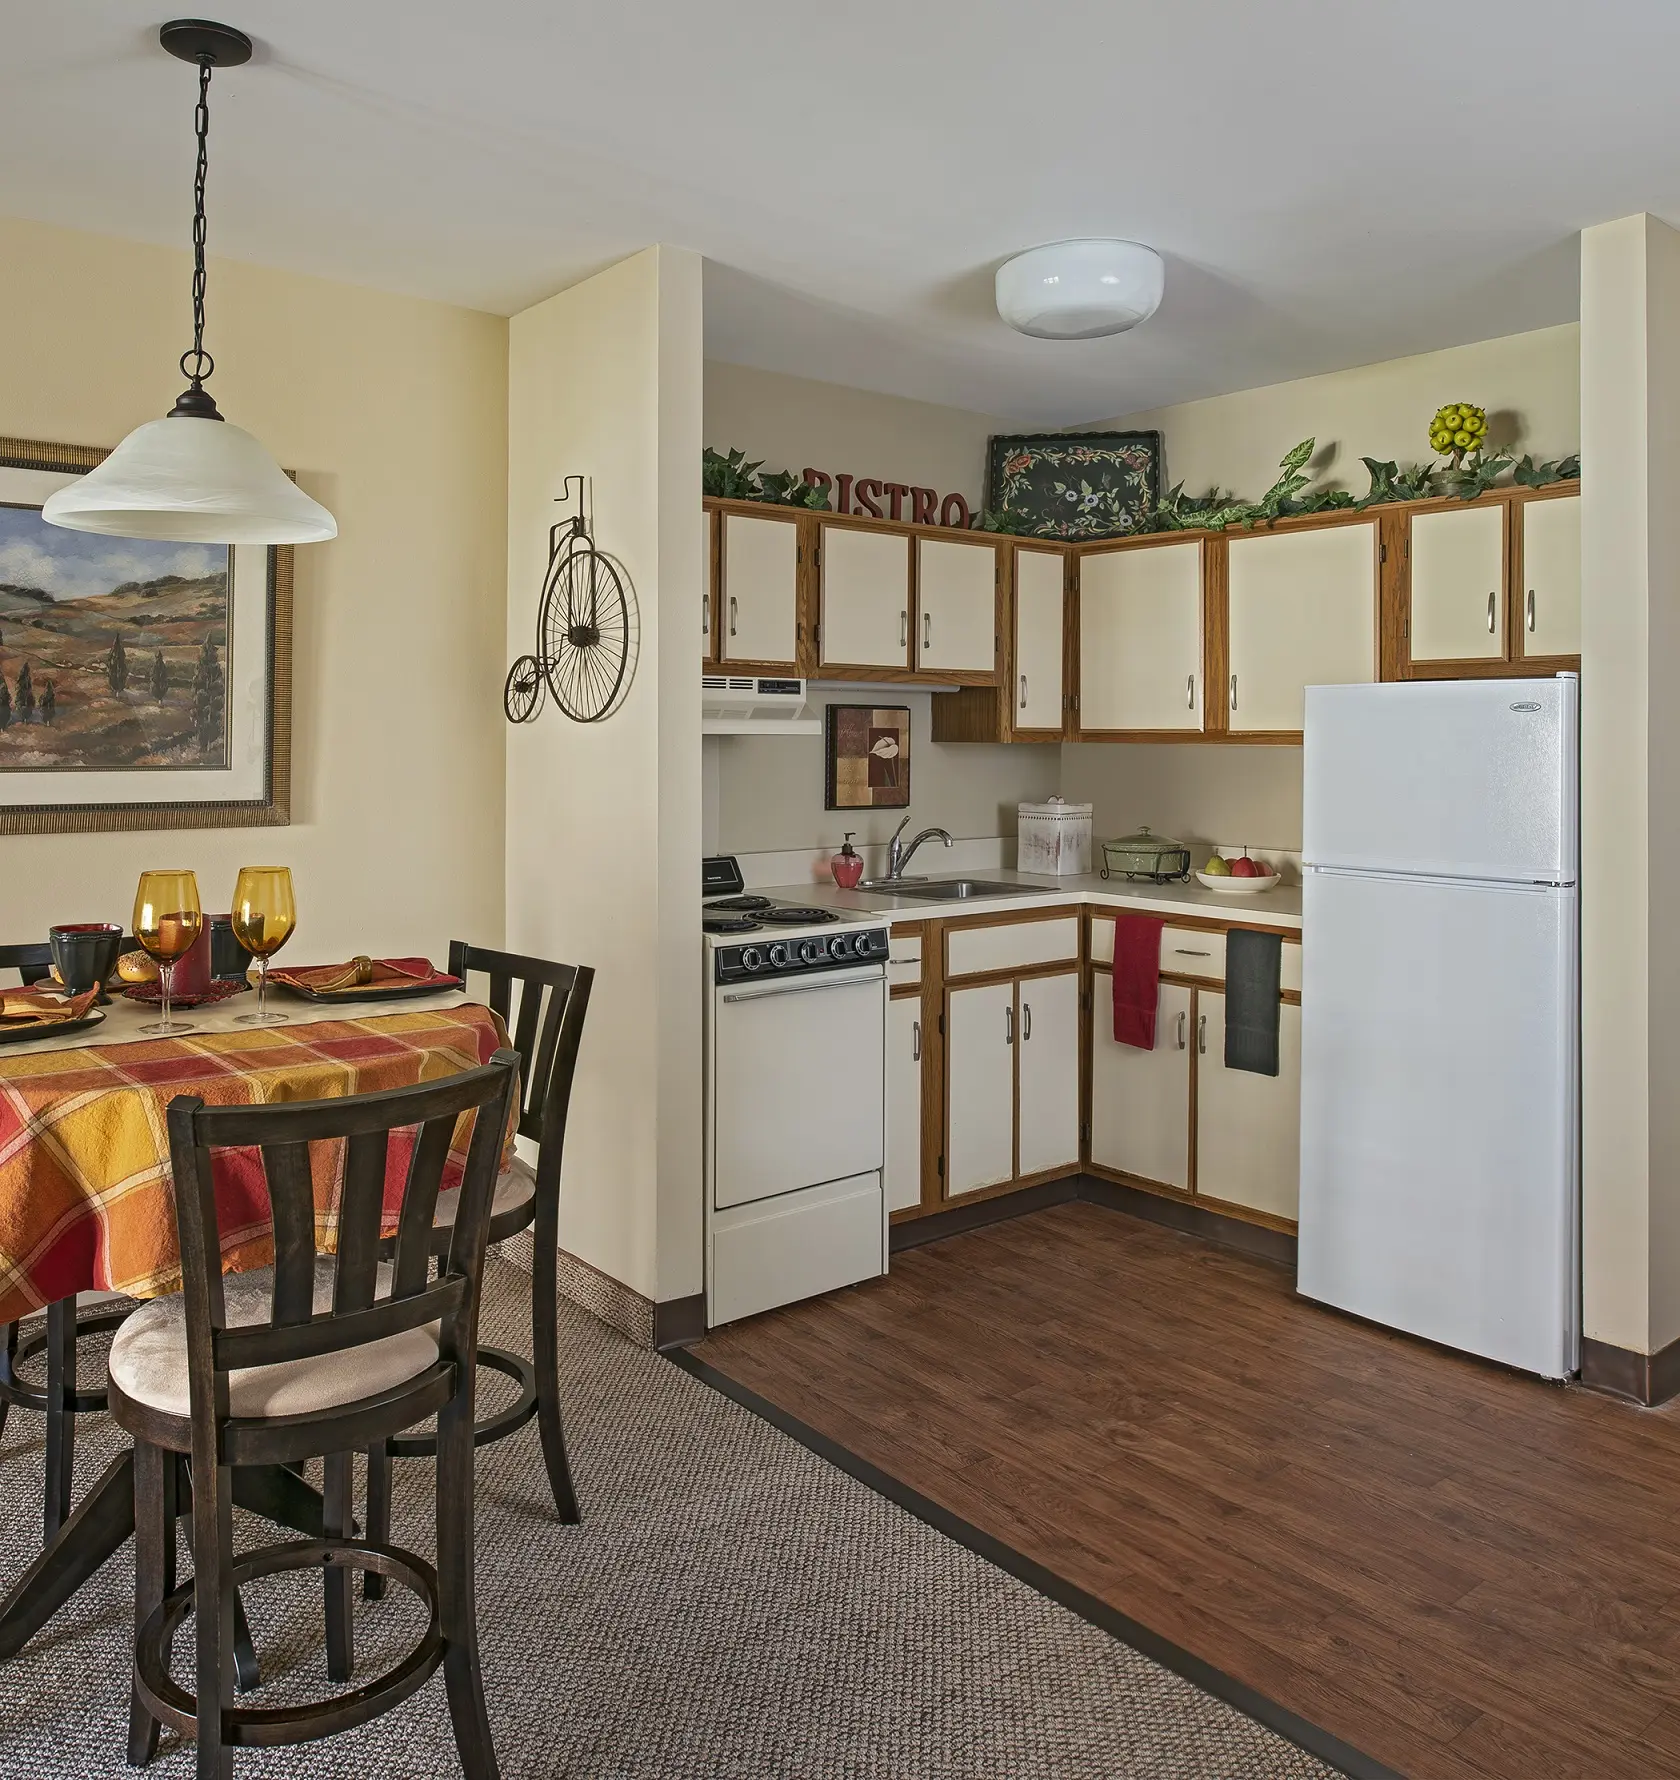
[231,865,297,1026]
[133,870,204,1036]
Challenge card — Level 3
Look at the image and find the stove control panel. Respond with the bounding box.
[716,926,888,985]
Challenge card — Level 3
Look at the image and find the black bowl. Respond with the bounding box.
[49,923,125,1000]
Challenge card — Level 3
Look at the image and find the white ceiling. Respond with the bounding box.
[2,2,1677,424]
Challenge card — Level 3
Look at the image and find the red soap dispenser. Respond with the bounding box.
[831,832,864,889]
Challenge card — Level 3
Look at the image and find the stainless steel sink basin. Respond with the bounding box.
[860,877,1050,901]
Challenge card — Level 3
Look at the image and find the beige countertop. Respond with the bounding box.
[759,868,1303,931]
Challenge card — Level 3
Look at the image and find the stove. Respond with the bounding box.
[701,856,870,948]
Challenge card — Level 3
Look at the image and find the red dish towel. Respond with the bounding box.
[1111,915,1165,1049]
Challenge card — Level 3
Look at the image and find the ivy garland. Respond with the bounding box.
[702,447,830,510]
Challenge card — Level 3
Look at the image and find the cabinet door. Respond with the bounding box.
[916,537,996,673]
[1227,522,1376,733]
[1195,991,1302,1222]
[720,512,799,666]
[1519,494,1581,659]
[820,525,911,670]
[886,996,924,1214]
[1089,978,1191,1189]
[945,981,1016,1198]
[1079,540,1203,731]
[1409,504,1505,663]
[1016,971,1080,1178]
[703,508,717,663]
[1013,548,1065,735]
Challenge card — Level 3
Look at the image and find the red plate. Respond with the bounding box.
[120,977,251,1008]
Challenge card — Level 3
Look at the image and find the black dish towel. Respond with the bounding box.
[1224,928,1282,1077]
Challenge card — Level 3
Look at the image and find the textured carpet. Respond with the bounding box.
[0,1259,1336,1778]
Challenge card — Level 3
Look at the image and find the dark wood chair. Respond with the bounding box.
[365,945,592,1584]
[108,1047,521,1780]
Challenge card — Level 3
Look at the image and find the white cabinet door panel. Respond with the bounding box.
[886,996,924,1213]
[1410,505,1505,663]
[1521,494,1580,658]
[946,981,1016,1198]
[1016,971,1080,1177]
[1089,978,1191,1189]
[1014,548,1065,732]
[821,526,911,669]
[1079,541,1203,731]
[1227,523,1376,733]
[917,538,996,672]
[1195,991,1302,1221]
[721,513,799,665]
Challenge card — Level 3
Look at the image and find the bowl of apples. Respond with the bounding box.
[1196,849,1279,894]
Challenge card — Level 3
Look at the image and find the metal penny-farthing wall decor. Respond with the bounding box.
[505,477,640,724]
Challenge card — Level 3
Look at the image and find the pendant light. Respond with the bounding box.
[42,20,336,546]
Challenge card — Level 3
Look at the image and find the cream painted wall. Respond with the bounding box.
[1094,324,1579,501]
[1060,745,1303,854]
[506,247,703,1307]
[704,360,1006,517]
[0,215,507,956]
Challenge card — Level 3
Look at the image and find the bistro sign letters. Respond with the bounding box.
[799,469,972,530]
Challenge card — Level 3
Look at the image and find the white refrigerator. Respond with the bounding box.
[1297,675,1579,1378]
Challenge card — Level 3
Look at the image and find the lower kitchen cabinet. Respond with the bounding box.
[1194,991,1303,1222]
[946,981,1017,1197]
[1016,970,1080,1177]
[1089,977,1192,1190]
[886,995,924,1213]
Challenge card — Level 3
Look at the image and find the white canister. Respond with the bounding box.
[1017,799,1093,875]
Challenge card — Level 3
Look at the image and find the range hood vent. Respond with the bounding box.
[702,675,822,736]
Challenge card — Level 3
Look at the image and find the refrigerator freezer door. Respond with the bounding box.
[1298,869,1578,1377]
[1303,678,1577,883]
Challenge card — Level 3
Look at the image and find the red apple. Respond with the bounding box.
[1230,854,1259,879]
[1255,860,1275,878]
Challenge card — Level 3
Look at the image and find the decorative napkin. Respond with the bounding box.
[266,956,459,996]
[0,987,101,1027]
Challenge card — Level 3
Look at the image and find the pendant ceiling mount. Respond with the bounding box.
[41,17,335,546]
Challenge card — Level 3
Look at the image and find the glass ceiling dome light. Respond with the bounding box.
[994,239,1165,341]
[42,20,336,547]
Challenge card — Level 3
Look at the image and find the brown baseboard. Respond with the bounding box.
[654,1293,707,1350]
[890,1176,1081,1252]
[1078,1175,1298,1269]
[1580,1334,1680,1406]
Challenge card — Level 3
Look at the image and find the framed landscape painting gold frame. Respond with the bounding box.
[0,436,291,834]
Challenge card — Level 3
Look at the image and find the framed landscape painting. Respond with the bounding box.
[0,437,291,833]
[986,430,1163,540]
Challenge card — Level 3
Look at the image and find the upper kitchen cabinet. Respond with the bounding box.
[1077,536,1204,736]
[1226,519,1377,735]
[819,522,913,673]
[1515,489,1581,663]
[1013,546,1068,737]
[702,507,717,662]
[717,507,802,669]
[915,535,998,678]
[1407,501,1506,667]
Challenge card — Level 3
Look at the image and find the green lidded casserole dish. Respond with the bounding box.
[1099,826,1192,883]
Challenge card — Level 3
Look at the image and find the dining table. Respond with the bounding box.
[0,976,509,1666]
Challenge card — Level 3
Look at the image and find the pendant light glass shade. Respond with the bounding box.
[41,415,337,544]
[996,239,1165,340]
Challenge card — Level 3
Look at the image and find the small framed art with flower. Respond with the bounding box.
[986,430,1162,540]
[825,703,910,811]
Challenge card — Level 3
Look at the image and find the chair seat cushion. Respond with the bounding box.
[109,1259,438,1421]
[432,1154,537,1230]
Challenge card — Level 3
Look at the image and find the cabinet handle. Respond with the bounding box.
[923,611,932,651]
[702,592,710,636]
[728,595,738,638]
[1198,1013,1207,1055]
[912,1019,921,1063]
[1229,673,1238,711]
[1022,1001,1032,1042]
[1527,588,1536,632]
[1186,673,1195,710]
[1019,673,1028,709]
[1176,1011,1187,1050]
[1487,591,1496,634]
[1173,948,1211,957]
[900,610,908,649]
[1005,1004,1014,1046]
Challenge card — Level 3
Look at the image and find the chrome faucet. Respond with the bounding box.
[887,815,953,880]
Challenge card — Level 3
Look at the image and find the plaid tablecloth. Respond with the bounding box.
[0,1003,509,1323]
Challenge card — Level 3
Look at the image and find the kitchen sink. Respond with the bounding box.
[860,877,1053,900]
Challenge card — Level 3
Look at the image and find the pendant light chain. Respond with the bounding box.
[180,55,215,390]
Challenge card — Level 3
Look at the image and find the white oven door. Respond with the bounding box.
[712,964,885,1209]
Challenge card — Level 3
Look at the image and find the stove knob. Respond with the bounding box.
[740,946,764,973]
[828,933,852,960]
[768,942,791,969]
[799,938,823,964]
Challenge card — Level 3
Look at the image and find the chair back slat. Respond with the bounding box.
[332,1128,390,1315]
[166,1052,520,1403]
[260,1140,320,1327]
[390,1114,457,1296]
[509,979,545,1103]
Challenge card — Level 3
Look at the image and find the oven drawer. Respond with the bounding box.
[708,1171,885,1327]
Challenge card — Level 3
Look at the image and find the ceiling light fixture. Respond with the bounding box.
[995,239,1165,341]
[42,20,336,546]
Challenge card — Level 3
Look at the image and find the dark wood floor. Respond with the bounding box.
[695,1201,1680,1780]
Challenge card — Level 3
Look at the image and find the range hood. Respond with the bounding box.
[702,674,822,736]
